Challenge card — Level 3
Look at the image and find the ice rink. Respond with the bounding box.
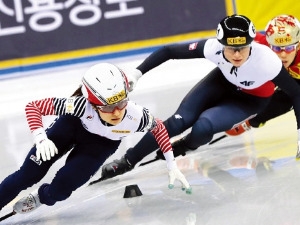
[1,57,300,225]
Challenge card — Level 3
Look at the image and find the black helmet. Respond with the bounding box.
[217,15,256,46]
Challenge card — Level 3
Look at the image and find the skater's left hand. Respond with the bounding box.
[168,167,192,194]
[164,151,192,194]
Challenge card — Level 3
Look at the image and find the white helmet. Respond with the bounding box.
[81,63,129,106]
[265,15,300,46]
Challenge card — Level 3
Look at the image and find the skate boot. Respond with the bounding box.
[225,120,251,136]
[156,137,194,160]
[101,156,133,180]
[13,189,42,214]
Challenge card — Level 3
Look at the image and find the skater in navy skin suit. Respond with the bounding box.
[100,15,300,181]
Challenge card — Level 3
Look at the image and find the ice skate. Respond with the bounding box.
[13,189,42,214]
[225,120,251,136]
[101,156,133,180]
[89,156,133,185]
[156,136,193,160]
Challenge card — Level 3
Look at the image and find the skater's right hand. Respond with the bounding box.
[36,139,58,161]
[33,128,58,161]
[125,68,142,91]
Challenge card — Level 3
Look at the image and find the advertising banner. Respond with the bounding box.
[234,0,300,31]
[0,0,228,77]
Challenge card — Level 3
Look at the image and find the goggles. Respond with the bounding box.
[270,43,298,54]
[96,98,128,113]
[223,45,251,53]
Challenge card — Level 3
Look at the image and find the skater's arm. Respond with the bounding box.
[137,40,207,74]
[25,96,86,161]
[25,96,86,132]
[145,116,192,194]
